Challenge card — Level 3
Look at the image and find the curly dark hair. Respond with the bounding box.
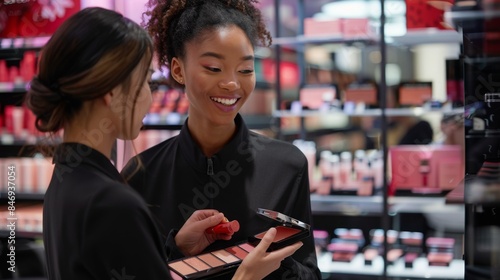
[143,0,271,88]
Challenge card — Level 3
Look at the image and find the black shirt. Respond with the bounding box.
[43,143,171,280]
[122,114,321,279]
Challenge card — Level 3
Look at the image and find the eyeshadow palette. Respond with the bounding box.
[168,209,309,279]
[168,242,256,279]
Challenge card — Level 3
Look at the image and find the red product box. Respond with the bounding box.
[341,18,370,38]
[405,0,454,30]
[304,18,341,37]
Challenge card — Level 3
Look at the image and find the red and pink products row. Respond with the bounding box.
[314,228,456,267]
[0,105,61,143]
[0,157,54,194]
[313,149,384,196]
[0,204,43,233]
[0,52,37,88]
[389,145,464,196]
[147,85,189,122]
[133,130,180,155]
[304,17,375,39]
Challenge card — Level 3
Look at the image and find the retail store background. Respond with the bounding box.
[0,0,482,279]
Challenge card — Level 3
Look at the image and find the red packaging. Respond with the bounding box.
[406,0,454,30]
[0,0,81,38]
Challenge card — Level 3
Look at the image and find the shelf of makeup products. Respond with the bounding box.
[314,227,464,279]
[271,28,462,47]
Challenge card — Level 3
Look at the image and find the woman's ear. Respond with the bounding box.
[103,91,113,107]
[170,57,184,85]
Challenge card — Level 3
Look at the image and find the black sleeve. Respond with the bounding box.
[268,160,322,280]
[80,189,172,280]
[164,229,186,261]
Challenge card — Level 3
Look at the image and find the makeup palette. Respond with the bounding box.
[167,209,309,279]
[168,243,255,279]
[248,208,311,251]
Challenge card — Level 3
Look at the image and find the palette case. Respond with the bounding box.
[248,208,311,251]
[167,208,310,279]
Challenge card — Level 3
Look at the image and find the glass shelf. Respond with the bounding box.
[387,29,462,46]
[272,34,377,46]
[310,194,464,215]
[318,252,464,279]
[0,36,50,50]
[273,107,463,118]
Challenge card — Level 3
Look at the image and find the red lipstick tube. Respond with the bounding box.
[206,220,240,235]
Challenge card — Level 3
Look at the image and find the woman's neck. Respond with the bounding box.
[187,117,236,157]
[63,114,117,159]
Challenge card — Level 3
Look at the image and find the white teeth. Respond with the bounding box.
[211,97,238,105]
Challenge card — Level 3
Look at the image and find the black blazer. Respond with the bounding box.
[43,143,171,280]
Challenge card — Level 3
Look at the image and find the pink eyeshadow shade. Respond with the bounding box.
[226,246,249,260]
[255,226,302,242]
[212,249,240,263]
[239,243,256,253]
[198,253,225,267]
[184,257,211,271]
[169,260,197,276]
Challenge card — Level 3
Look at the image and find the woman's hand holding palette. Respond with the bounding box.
[168,209,310,279]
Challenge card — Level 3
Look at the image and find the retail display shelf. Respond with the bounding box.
[387,29,462,46]
[444,10,500,23]
[273,107,463,118]
[318,252,464,279]
[272,34,377,46]
[310,194,383,215]
[0,36,50,50]
[310,195,463,215]
[389,196,464,214]
[0,82,29,93]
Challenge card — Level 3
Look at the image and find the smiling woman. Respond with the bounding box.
[121,0,321,279]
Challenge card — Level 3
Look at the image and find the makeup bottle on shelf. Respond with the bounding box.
[339,151,352,189]
[0,60,9,85]
[353,149,367,181]
[317,150,333,195]
[357,161,374,196]
[329,153,340,191]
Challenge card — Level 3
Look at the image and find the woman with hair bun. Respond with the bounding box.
[122,0,321,279]
[26,6,300,280]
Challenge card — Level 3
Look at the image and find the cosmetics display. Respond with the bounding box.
[328,228,365,262]
[426,237,455,267]
[0,105,59,144]
[389,145,464,196]
[399,231,424,268]
[309,149,383,196]
[397,82,433,107]
[299,85,337,111]
[168,209,310,279]
[303,17,374,39]
[0,157,53,195]
[143,85,189,126]
[0,204,43,234]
